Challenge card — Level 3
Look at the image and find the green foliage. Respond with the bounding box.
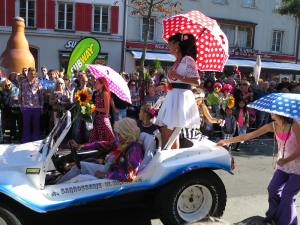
[153,60,162,70]
[276,0,300,19]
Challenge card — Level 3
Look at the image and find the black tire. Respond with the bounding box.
[0,205,22,225]
[156,170,227,225]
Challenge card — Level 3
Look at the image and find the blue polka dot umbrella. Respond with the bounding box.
[247,93,300,121]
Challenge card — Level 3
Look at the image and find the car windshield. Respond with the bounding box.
[40,113,69,154]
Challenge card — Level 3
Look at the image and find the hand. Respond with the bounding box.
[216,139,229,147]
[277,158,288,167]
[218,119,225,126]
[95,171,106,178]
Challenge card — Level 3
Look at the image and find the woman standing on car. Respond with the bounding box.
[89,77,115,144]
[217,114,300,225]
[156,33,200,149]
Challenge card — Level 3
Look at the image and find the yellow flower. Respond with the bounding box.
[90,104,96,113]
[75,89,91,105]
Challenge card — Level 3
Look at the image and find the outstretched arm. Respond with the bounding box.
[217,122,273,146]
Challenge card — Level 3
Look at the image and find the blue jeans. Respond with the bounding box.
[72,115,89,144]
[237,125,247,135]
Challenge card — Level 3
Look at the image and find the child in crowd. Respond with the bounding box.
[138,103,159,135]
[222,107,236,140]
[233,99,249,151]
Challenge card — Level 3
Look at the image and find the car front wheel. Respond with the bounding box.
[156,170,227,225]
[0,205,22,225]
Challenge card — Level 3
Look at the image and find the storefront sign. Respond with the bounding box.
[67,37,101,77]
[126,42,169,50]
[230,48,296,62]
[64,40,78,49]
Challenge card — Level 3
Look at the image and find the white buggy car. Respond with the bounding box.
[0,112,233,225]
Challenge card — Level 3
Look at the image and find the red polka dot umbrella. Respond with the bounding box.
[87,64,131,104]
[163,10,229,72]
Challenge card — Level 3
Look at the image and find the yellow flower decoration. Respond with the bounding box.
[75,89,92,105]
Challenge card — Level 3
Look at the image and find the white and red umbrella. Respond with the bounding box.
[87,64,131,104]
[163,10,229,72]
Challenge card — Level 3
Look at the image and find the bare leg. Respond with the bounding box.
[161,126,180,150]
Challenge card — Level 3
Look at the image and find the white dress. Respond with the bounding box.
[156,56,200,129]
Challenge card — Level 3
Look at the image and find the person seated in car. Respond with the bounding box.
[57,118,144,183]
[138,103,159,135]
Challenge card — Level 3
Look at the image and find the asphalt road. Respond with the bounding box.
[35,139,300,225]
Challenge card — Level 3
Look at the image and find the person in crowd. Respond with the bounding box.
[89,77,115,144]
[155,78,168,100]
[21,67,28,77]
[8,72,19,88]
[207,82,223,117]
[63,74,74,101]
[143,82,157,106]
[233,99,249,151]
[40,67,49,80]
[217,114,300,225]
[221,107,236,140]
[59,68,65,78]
[256,81,271,128]
[138,103,159,135]
[127,80,141,119]
[156,33,200,149]
[19,67,43,143]
[234,80,254,106]
[234,80,255,127]
[220,83,234,114]
[191,89,224,137]
[204,79,214,94]
[49,78,71,126]
[0,79,21,141]
[72,74,92,144]
[111,93,128,122]
[58,117,144,183]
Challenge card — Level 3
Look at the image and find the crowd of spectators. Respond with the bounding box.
[0,65,299,145]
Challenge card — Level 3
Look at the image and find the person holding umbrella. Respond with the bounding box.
[156,33,201,149]
[217,93,300,225]
[158,10,229,149]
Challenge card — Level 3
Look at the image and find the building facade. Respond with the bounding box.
[124,0,300,80]
[0,0,124,73]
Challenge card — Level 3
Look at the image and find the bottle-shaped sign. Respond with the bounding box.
[0,17,35,74]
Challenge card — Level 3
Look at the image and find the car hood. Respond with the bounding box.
[0,141,44,168]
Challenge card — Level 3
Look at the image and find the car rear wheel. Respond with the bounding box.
[0,205,22,225]
[156,170,227,225]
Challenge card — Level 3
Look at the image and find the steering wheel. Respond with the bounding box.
[71,146,81,169]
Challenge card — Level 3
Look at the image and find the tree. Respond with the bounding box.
[129,0,181,80]
[276,0,300,62]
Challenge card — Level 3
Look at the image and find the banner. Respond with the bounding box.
[67,37,100,78]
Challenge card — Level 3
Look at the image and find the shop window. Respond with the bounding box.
[19,0,36,27]
[272,30,284,52]
[212,0,227,5]
[142,17,155,41]
[93,5,110,33]
[242,0,255,8]
[57,2,74,30]
[220,23,254,48]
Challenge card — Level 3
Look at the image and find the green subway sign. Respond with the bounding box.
[67,37,101,77]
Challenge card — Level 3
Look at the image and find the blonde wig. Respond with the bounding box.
[114,117,140,143]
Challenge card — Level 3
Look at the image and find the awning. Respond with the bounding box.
[130,50,175,62]
[226,59,300,71]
